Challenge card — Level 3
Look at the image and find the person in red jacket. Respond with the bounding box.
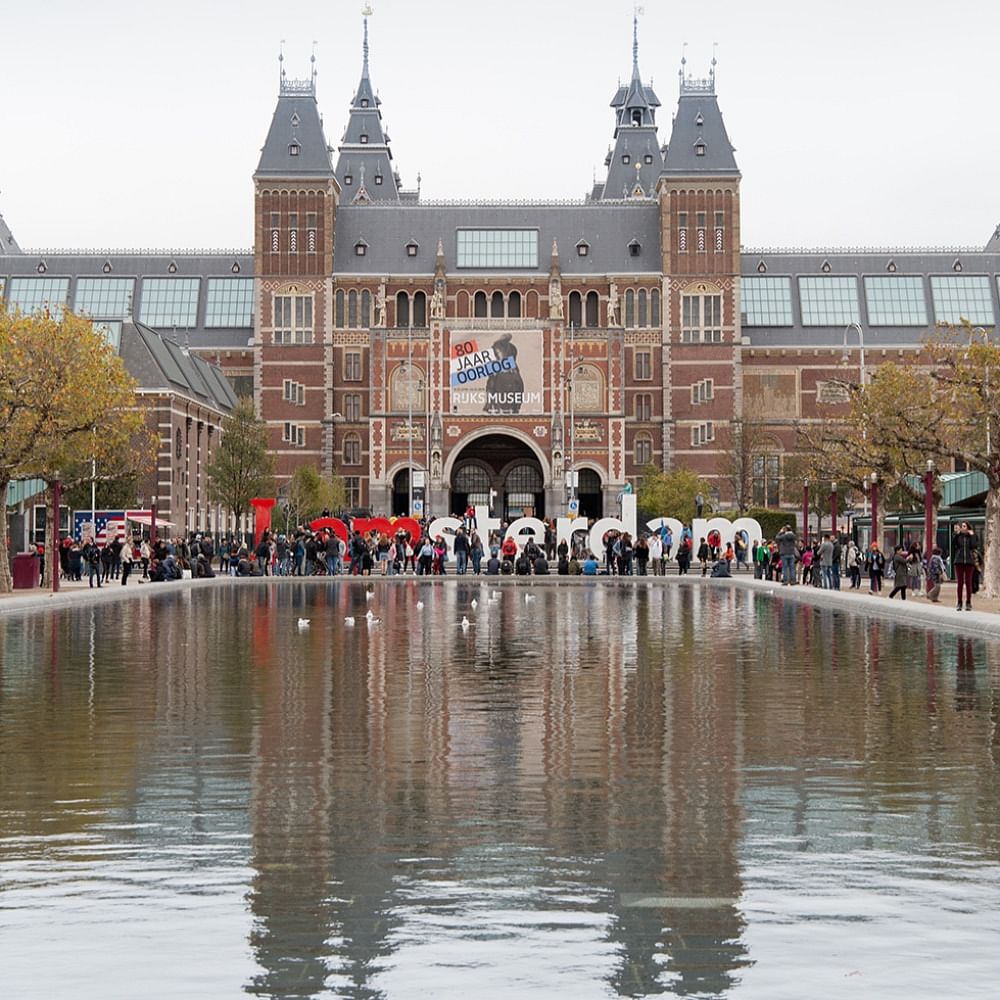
[500,535,518,570]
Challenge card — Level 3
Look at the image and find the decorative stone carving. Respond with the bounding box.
[607,281,619,327]
[375,279,388,328]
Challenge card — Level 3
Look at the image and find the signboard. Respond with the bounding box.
[412,470,426,488]
[816,379,852,405]
[449,330,543,415]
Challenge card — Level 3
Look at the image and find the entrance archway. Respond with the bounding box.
[577,468,604,520]
[449,432,546,520]
[391,469,410,516]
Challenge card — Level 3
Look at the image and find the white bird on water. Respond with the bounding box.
[344,616,356,626]
[366,609,381,625]
[461,616,472,630]
[487,595,499,605]
[416,600,424,610]
[470,598,478,609]
[297,618,311,629]
[365,590,374,602]
[524,593,536,603]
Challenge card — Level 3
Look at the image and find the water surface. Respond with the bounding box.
[1,581,998,998]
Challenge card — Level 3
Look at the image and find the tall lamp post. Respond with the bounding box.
[802,478,810,547]
[843,322,867,387]
[869,472,879,550]
[924,460,935,559]
[830,481,838,537]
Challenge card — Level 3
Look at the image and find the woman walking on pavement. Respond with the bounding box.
[953,521,979,611]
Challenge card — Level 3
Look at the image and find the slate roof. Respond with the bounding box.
[120,319,237,412]
[255,83,334,179]
[739,249,1000,347]
[331,202,663,276]
[661,87,739,177]
[0,211,21,255]
[987,224,1000,253]
[333,16,401,201]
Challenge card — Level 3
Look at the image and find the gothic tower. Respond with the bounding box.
[254,50,339,481]
[657,54,742,491]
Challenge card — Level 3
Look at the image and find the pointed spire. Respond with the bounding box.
[362,5,371,78]
[632,9,639,78]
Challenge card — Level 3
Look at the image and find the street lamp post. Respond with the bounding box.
[843,322,867,387]
[802,478,810,547]
[831,481,838,537]
[924,459,935,559]
[869,472,878,550]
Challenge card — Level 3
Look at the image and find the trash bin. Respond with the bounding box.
[12,552,40,590]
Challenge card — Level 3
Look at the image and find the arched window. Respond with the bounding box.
[508,291,522,317]
[390,364,425,411]
[585,291,599,327]
[505,463,543,492]
[343,433,362,466]
[396,291,410,327]
[753,450,782,507]
[635,433,653,467]
[335,289,344,328]
[361,289,371,328]
[568,291,583,327]
[454,464,491,492]
[525,289,539,318]
[348,290,358,328]
[474,291,488,318]
[638,289,648,327]
[456,290,470,318]
[578,468,602,494]
[491,291,505,318]
[625,288,635,327]
[412,291,427,328]
[650,288,660,327]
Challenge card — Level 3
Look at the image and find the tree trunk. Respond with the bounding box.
[983,483,1000,599]
[0,479,11,593]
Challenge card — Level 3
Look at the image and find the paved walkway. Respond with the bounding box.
[3,570,1000,638]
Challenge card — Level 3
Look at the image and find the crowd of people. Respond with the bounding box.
[42,513,981,610]
[757,521,979,610]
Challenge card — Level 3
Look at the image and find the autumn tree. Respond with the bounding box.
[280,465,346,532]
[206,399,275,528]
[0,310,152,592]
[637,466,710,524]
[718,405,772,514]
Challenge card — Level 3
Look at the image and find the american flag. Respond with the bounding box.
[74,510,131,545]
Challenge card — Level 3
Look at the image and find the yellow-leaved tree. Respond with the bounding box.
[0,310,154,592]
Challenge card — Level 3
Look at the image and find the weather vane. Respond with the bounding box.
[362,3,374,16]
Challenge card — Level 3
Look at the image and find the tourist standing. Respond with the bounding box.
[926,546,947,603]
[887,546,909,599]
[846,540,861,589]
[818,534,834,589]
[867,542,885,593]
[697,537,710,576]
[953,521,979,611]
[776,525,798,586]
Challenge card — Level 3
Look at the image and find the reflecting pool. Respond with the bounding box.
[1,581,999,999]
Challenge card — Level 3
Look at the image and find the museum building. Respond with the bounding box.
[2,15,999,523]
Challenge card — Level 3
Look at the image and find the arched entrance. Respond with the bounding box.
[449,433,546,520]
[577,468,604,520]
[391,469,410,517]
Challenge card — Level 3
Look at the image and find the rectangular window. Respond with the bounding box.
[634,349,652,380]
[752,454,781,507]
[635,393,652,421]
[456,229,538,268]
[798,276,860,326]
[690,422,715,447]
[7,277,70,318]
[682,293,722,342]
[741,276,794,326]
[344,476,362,508]
[344,393,362,422]
[690,378,714,404]
[139,278,200,327]
[74,278,135,319]
[282,422,305,447]
[273,294,313,344]
[635,436,653,466]
[344,350,363,381]
[205,278,254,328]
[863,276,927,326]
[343,436,361,465]
[930,275,995,326]
[283,379,306,405]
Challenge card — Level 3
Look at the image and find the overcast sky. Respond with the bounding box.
[2,0,998,253]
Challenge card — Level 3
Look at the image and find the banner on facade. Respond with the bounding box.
[448,330,544,415]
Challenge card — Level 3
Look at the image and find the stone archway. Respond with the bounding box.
[448,432,548,520]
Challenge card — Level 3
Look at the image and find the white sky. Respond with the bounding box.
[2,0,998,252]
